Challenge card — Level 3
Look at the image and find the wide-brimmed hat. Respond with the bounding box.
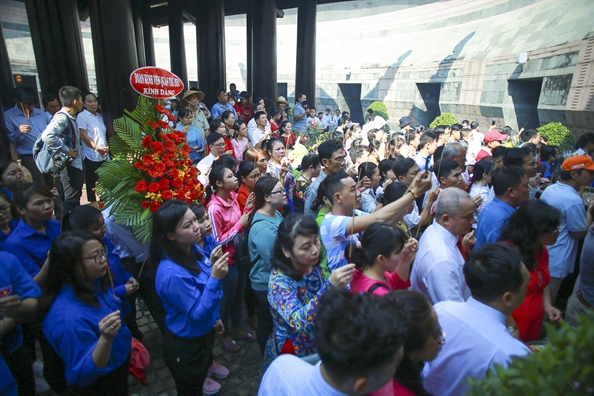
[181,89,205,103]
[276,96,289,105]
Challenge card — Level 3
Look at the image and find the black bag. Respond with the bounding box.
[233,230,251,273]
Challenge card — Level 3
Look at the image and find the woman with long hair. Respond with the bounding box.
[77,92,109,202]
[236,161,260,212]
[175,107,202,163]
[378,290,443,396]
[231,121,251,160]
[265,138,295,214]
[499,200,563,341]
[41,232,131,394]
[62,205,141,340]
[348,222,418,295]
[152,200,231,395]
[263,214,355,370]
[277,120,297,149]
[248,177,286,353]
[359,162,382,213]
[468,159,495,223]
[293,153,321,214]
[205,165,253,352]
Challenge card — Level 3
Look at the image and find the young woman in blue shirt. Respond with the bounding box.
[41,231,132,395]
[152,200,231,395]
[62,205,142,340]
[0,191,19,250]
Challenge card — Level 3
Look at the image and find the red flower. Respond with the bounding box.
[161,190,173,200]
[176,191,185,200]
[167,113,176,121]
[159,120,169,129]
[149,201,161,212]
[134,161,145,170]
[141,201,149,209]
[159,178,170,190]
[151,142,165,155]
[183,144,192,153]
[142,154,154,165]
[154,105,167,114]
[154,162,166,172]
[147,120,159,129]
[142,135,153,148]
[148,182,160,193]
[172,178,183,189]
[135,180,148,192]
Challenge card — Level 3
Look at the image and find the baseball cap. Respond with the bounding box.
[561,155,594,171]
[484,130,508,143]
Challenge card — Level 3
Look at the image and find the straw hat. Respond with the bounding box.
[276,96,289,105]
[181,89,205,103]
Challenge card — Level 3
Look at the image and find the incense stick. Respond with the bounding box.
[105,262,117,300]
[137,259,147,279]
[19,103,30,125]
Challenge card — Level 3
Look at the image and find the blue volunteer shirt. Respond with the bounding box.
[3,105,49,155]
[475,198,516,249]
[104,237,133,316]
[201,234,219,259]
[42,282,132,387]
[0,220,18,250]
[1,251,43,395]
[4,219,61,277]
[155,244,223,338]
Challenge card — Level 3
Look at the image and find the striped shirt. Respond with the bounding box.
[320,210,365,272]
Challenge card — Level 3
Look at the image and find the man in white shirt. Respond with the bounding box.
[259,290,406,396]
[422,243,531,396]
[410,187,476,304]
[197,132,227,185]
[247,110,271,149]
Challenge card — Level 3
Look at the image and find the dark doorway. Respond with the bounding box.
[415,83,441,126]
[277,82,288,101]
[338,83,363,124]
[507,78,542,130]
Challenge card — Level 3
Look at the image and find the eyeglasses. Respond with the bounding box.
[425,327,446,346]
[330,155,346,163]
[269,190,286,196]
[83,248,107,264]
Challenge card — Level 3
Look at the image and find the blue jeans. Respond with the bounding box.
[220,264,247,334]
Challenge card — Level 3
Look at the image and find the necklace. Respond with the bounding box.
[299,174,311,184]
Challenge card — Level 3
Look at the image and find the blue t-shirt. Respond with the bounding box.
[0,219,18,250]
[42,283,132,387]
[293,102,307,132]
[475,198,516,249]
[540,183,587,278]
[320,210,364,272]
[155,245,223,338]
[4,219,61,276]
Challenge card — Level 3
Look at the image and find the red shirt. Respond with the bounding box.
[234,103,253,123]
[511,246,551,342]
[237,183,250,212]
[475,149,492,162]
[371,379,415,396]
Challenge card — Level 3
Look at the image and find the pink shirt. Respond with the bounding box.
[350,269,411,296]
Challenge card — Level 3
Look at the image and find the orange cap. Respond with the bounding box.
[561,155,594,171]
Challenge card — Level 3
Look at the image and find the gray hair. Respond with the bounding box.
[435,187,472,218]
[442,142,465,160]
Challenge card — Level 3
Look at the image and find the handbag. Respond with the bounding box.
[129,337,151,386]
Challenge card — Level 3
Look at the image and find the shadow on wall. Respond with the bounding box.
[407,31,476,127]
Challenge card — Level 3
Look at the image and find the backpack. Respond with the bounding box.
[368,282,390,294]
[33,113,75,176]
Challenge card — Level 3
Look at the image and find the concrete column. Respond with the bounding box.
[295,0,316,106]
[89,0,139,134]
[141,0,156,66]
[251,0,277,102]
[168,0,188,85]
[25,0,89,95]
[0,25,14,160]
[196,0,226,108]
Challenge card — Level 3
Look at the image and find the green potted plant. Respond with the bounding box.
[537,122,576,153]
[429,113,457,128]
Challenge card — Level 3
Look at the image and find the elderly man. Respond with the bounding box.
[210,89,237,120]
[410,187,476,304]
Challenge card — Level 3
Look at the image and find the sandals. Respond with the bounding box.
[222,339,240,352]
[239,331,257,342]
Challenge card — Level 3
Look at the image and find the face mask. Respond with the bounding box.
[189,99,199,106]
[229,100,235,107]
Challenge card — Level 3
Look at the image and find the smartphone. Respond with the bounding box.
[491,120,496,126]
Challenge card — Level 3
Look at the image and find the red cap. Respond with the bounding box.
[484,130,508,143]
[561,155,594,171]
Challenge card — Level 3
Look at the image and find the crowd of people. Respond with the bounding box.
[1,82,594,396]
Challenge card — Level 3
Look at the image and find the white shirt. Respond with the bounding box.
[422,298,529,396]
[410,221,470,304]
[247,118,271,146]
[259,355,347,396]
[197,153,217,186]
[403,202,421,229]
[77,109,108,162]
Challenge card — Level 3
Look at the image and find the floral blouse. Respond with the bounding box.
[293,178,310,213]
[263,266,331,371]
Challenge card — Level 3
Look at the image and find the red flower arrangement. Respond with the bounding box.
[132,106,203,212]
